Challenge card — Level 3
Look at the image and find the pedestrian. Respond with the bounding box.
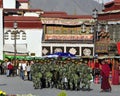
[6,59,12,77]
[18,60,23,78]
[92,59,101,83]
[100,59,111,92]
[0,62,5,75]
[21,60,27,80]
[2,59,8,75]
[26,62,31,80]
[7,61,14,77]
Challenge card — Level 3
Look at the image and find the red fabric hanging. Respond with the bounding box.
[117,42,120,54]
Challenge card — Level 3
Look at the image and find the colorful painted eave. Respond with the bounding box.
[105,0,120,6]
[99,9,120,14]
[104,1,114,6]
[103,0,120,12]
[41,15,92,19]
[98,11,120,21]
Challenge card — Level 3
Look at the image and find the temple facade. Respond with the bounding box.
[41,12,94,57]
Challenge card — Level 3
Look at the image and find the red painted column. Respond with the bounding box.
[112,59,119,85]
[112,70,119,85]
[118,64,120,84]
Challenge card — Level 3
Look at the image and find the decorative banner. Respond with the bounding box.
[117,42,120,54]
[41,18,91,25]
[45,34,93,40]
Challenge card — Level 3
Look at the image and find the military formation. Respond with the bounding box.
[31,57,92,90]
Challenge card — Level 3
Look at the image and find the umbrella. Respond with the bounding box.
[54,52,76,58]
[43,54,58,58]
[43,52,76,58]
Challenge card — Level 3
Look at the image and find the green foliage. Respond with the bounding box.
[57,91,67,96]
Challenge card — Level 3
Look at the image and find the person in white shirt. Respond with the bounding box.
[21,60,27,80]
[26,62,31,80]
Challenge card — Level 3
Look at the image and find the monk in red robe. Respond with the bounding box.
[100,59,111,92]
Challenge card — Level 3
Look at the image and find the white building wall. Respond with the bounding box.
[26,29,43,57]
[3,0,16,9]
[4,28,43,57]
[0,8,3,60]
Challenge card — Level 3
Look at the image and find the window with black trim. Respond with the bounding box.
[22,32,26,40]
[4,30,11,40]
[11,31,20,40]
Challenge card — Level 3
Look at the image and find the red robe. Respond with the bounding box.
[101,64,111,90]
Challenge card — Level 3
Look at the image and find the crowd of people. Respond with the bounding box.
[30,57,92,90]
[88,58,112,92]
[0,59,34,81]
[0,57,112,92]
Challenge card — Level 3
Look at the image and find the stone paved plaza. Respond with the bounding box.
[0,75,120,96]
